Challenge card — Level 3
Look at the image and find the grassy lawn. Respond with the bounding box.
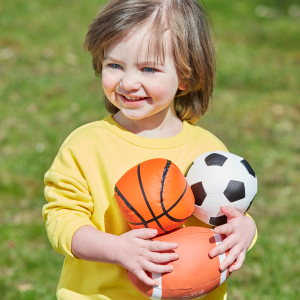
[0,0,299,299]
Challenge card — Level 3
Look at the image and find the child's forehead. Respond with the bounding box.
[105,24,171,64]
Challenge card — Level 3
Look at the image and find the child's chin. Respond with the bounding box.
[120,110,150,120]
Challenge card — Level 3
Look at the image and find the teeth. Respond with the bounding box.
[122,94,144,100]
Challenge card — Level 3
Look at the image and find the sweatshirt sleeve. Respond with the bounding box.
[42,143,97,258]
[245,212,258,251]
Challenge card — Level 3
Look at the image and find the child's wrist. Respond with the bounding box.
[107,234,122,265]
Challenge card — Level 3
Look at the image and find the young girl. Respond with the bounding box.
[43,0,257,299]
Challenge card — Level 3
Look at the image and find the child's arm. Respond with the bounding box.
[72,226,179,286]
[208,206,257,272]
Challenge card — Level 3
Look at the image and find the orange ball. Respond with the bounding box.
[115,158,195,235]
[127,227,230,299]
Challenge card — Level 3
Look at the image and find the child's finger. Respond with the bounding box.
[130,228,158,240]
[146,240,178,252]
[209,235,235,258]
[136,269,160,287]
[220,206,243,221]
[147,251,179,264]
[229,252,246,272]
[218,245,242,271]
[143,261,174,275]
[213,223,234,235]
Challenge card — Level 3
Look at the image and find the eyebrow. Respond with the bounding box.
[103,55,122,63]
[103,55,164,66]
[137,60,164,67]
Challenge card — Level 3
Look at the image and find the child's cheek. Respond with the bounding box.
[149,82,163,96]
[151,84,174,101]
[102,72,116,95]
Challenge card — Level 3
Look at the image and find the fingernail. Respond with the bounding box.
[210,251,214,257]
[172,243,178,248]
[168,266,173,272]
[174,253,179,259]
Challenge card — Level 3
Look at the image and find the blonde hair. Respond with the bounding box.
[84,0,216,124]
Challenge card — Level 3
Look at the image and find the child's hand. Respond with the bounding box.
[209,206,256,273]
[115,228,179,286]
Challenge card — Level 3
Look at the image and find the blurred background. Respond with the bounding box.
[0,0,299,299]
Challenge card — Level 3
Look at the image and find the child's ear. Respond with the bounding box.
[178,81,188,91]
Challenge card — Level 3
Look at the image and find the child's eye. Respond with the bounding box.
[143,67,157,73]
[109,63,122,69]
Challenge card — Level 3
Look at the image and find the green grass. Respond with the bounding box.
[1,0,299,299]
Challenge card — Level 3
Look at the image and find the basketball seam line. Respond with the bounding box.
[160,160,191,223]
[114,186,148,228]
[127,188,192,226]
[116,160,192,229]
[137,164,166,233]
[161,181,190,223]
[127,160,192,226]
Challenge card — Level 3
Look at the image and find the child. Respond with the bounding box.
[43,0,257,299]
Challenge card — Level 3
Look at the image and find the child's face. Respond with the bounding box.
[102,25,186,122]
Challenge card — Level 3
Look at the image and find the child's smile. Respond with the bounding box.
[119,93,150,106]
[102,24,186,135]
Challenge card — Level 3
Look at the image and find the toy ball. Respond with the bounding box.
[186,151,257,226]
[115,158,195,235]
[127,226,230,299]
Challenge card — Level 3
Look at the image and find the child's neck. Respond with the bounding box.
[113,111,183,139]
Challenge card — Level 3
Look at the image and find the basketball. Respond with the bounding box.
[127,226,230,300]
[114,158,195,235]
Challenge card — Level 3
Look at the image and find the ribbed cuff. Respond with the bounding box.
[54,217,98,258]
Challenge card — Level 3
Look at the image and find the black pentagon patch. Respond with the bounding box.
[209,215,227,226]
[205,153,228,166]
[224,180,245,202]
[191,182,207,206]
[240,159,256,178]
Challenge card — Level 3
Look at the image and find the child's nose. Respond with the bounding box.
[119,70,141,91]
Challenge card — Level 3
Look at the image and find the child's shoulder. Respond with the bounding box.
[59,119,110,150]
[187,123,228,152]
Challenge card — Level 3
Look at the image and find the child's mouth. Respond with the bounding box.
[119,94,149,104]
[122,94,147,101]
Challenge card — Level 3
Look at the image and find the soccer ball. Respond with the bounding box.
[186,151,257,226]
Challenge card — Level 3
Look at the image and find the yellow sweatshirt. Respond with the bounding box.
[43,115,256,300]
